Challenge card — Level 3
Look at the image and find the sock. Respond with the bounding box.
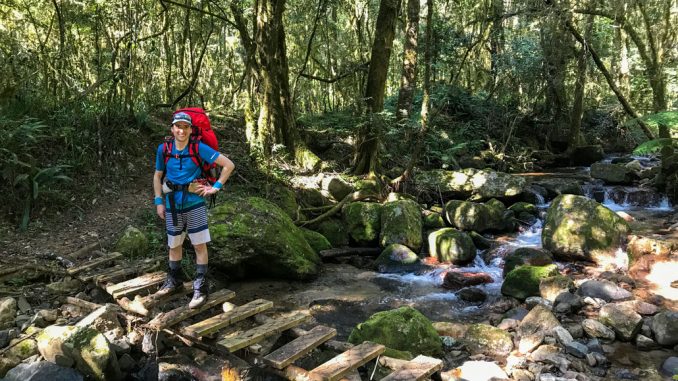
[195,264,208,278]
[169,260,182,271]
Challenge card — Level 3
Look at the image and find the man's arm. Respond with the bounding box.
[153,170,165,219]
[198,154,235,196]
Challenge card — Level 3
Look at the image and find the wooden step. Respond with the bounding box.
[95,261,158,285]
[308,341,385,381]
[118,281,194,316]
[105,271,166,299]
[380,355,443,381]
[218,312,309,352]
[147,289,236,330]
[183,299,274,338]
[263,325,337,369]
[68,252,122,276]
[80,264,125,283]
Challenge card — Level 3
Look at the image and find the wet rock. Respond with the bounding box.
[114,226,148,258]
[348,306,442,356]
[2,361,83,381]
[660,356,678,377]
[374,244,419,272]
[503,248,554,277]
[442,271,492,291]
[444,199,514,233]
[468,231,493,249]
[542,195,630,265]
[651,311,678,346]
[380,199,423,251]
[563,341,588,358]
[582,319,615,341]
[0,297,17,329]
[577,280,632,302]
[590,162,633,184]
[599,303,642,341]
[428,228,476,264]
[540,275,574,302]
[502,264,559,300]
[451,360,509,380]
[509,202,539,217]
[415,168,527,199]
[463,323,514,357]
[518,305,560,338]
[457,287,488,303]
[553,292,582,314]
[518,332,544,353]
[343,201,381,246]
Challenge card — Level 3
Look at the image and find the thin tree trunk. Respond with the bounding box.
[395,0,419,121]
[568,15,593,149]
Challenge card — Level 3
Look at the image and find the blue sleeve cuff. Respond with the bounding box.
[213,181,223,190]
[154,196,163,205]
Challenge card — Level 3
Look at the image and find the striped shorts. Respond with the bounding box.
[165,204,211,248]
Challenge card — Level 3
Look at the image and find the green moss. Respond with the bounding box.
[314,218,349,247]
[301,228,332,254]
[348,306,442,356]
[114,226,148,258]
[427,228,476,264]
[501,264,559,300]
[463,323,513,356]
[380,199,423,250]
[8,338,38,359]
[374,244,419,271]
[422,211,446,229]
[508,202,538,216]
[503,248,553,276]
[343,202,382,245]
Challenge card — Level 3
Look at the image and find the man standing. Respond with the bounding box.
[153,112,235,308]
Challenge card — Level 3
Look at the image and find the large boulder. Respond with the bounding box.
[651,311,678,346]
[542,195,630,265]
[209,196,321,280]
[415,168,526,200]
[590,162,633,184]
[343,202,382,245]
[300,228,332,255]
[501,264,559,301]
[380,199,423,251]
[348,307,442,357]
[2,361,83,381]
[503,248,553,276]
[463,323,513,357]
[114,226,148,258]
[444,200,514,233]
[599,303,642,341]
[427,228,476,264]
[314,218,349,247]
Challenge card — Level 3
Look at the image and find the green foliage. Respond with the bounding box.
[632,138,675,155]
[625,111,678,144]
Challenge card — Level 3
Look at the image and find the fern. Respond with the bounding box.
[632,138,675,155]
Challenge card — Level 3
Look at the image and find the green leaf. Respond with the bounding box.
[13,174,29,186]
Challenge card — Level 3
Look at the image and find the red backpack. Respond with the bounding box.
[163,107,219,184]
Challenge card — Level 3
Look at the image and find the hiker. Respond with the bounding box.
[153,111,235,309]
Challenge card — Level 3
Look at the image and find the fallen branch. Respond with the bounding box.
[319,247,381,259]
[296,190,378,227]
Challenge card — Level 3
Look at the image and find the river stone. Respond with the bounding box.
[0,297,16,330]
[577,279,633,302]
[68,326,121,381]
[348,306,442,357]
[415,168,527,199]
[542,195,631,265]
[528,344,561,362]
[552,326,573,345]
[209,196,321,280]
[563,341,588,358]
[442,271,493,291]
[114,226,148,258]
[651,311,678,346]
[599,303,642,341]
[7,336,38,359]
[509,202,538,217]
[321,176,354,201]
[427,228,476,264]
[300,228,332,255]
[374,244,419,272]
[635,334,659,350]
[343,202,381,245]
[422,210,446,230]
[380,199,423,251]
[518,332,544,353]
[581,319,615,341]
[444,200,514,233]
[553,292,582,314]
[463,323,514,357]
[534,178,583,197]
[457,287,487,303]
[432,322,469,339]
[590,162,633,184]
[518,305,560,338]
[2,361,83,381]
[540,275,574,302]
[503,248,553,277]
[660,356,678,377]
[502,264,559,301]
[314,218,349,247]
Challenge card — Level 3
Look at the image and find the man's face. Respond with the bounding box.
[171,122,192,142]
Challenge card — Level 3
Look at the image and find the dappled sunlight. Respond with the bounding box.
[595,248,629,271]
[645,260,678,301]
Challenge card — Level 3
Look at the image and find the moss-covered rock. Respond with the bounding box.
[0,355,20,378]
[503,248,553,276]
[209,196,321,280]
[68,326,120,381]
[354,178,382,195]
[444,200,514,233]
[268,185,299,219]
[463,323,514,357]
[380,199,423,251]
[7,337,38,359]
[348,307,442,357]
[343,202,382,245]
[314,218,350,247]
[300,228,332,255]
[297,188,331,207]
[508,202,538,216]
[374,244,420,272]
[114,226,148,258]
[501,264,559,300]
[422,210,446,230]
[539,275,575,302]
[414,168,526,200]
[591,163,633,184]
[427,228,476,264]
[534,178,583,197]
[542,195,631,264]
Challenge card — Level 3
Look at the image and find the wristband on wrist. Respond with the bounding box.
[154,196,163,205]
[213,181,223,190]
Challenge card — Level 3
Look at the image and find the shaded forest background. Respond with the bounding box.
[1,0,677,230]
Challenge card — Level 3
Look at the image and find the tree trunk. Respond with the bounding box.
[568,15,594,149]
[488,0,505,97]
[395,0,419,121]
[540,2,571,128]
[353,0,401,175]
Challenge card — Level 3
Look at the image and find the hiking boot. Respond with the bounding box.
[156,268,183,296]
[188,276,208,309]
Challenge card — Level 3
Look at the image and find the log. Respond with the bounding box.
[319,247,382,259]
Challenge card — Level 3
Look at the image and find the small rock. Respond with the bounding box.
[599,302,642,341]
[635,334,659,351]
[457,287,488,303]
[651,311,678,346]
[0,330,9,348]
[565,323,583,339]
[497,318,520,331]
[552,326,573,345]
[564,341,589,358]
[553,292,582,314]
[586,339,604,354]
[582,296,606,308]
[512,368,534,381]
[582,319,616,341]
[17,297,31,314]
[528,344,560,362]
[46,278,82,295]
[526,296,552,310]
[519,332,544,353]
[660,356,678,377]
[0,297,17,330]
[586,352,597,366]
[578,280,632,302]
[540,275,575,303]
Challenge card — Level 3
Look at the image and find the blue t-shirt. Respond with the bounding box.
[156,141,220,209]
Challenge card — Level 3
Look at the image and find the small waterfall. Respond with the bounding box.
[583,183,672,211]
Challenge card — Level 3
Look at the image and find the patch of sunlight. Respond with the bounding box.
[645,260,678,301]
[596,248,629,271]
[470,173,489,189]
[453,361,508,381]
[451,172,469,186]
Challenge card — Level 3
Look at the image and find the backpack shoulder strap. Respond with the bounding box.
[163,139,174,165]
[188,140,203,168]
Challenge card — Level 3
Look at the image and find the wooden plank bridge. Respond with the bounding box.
[64,249,444,380]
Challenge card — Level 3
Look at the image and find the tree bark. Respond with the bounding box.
[353,0,401,175]
[395,0,419,121]
[568,14,593,149]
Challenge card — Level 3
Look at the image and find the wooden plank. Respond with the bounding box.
[308,341,385,381]
[105,271,166,299]
[263,325,337,369]
[183,299,274,338]
[147,289,236,330]
[80,264,125,282]
[95,262,158,285]
[68,252,122,275]
[380,355,443,381]
[218,312,309,352]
